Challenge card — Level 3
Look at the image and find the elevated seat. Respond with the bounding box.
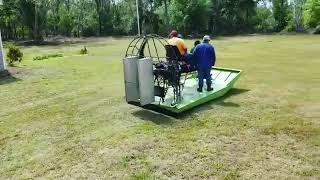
[164,45,196,74]
[165,45,183,62]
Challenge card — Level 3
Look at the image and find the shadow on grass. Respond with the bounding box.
[132,110,175,125]
[0,70,21,85]
[220,88,250,101]
[131,88,250,122]
[177,88,250,119]
[14,39,87,47]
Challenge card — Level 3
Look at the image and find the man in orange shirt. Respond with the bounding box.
[168,30,187,55]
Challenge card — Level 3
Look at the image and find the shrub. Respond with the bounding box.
[284,23,295,32]
[314,25,320,34]
[254,7,277,33]
[6,44,23,66]
[303,0,320,28]
[33,54,63,61]
[80,46,88,55]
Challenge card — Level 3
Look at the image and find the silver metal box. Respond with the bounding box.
[123,56,138,83]
[138,58,155,105]
[123,56,139,102]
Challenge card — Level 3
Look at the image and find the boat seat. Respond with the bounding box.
[165,45,183,62]
[165,45,196,73]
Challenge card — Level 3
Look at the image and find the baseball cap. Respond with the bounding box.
[170,30,178,37]
[203,35,211,41]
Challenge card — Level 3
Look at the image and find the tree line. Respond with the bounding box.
[0,0,319,42]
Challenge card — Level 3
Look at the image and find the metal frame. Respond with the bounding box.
[125,34,169,62]
[125,34,186,106]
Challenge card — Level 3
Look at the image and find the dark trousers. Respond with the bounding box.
[183,53,197,71]
[198,67,212,89]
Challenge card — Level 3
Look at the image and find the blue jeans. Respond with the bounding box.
[198,67,212,89]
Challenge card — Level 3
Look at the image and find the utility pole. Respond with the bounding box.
[293,0,297,30]
[0,0,6,71]
[135,0,141,36]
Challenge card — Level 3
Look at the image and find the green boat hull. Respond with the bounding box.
[130,67,242,115]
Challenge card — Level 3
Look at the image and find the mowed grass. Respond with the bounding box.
[0,36,319,179]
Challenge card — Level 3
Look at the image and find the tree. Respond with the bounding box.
[154,0,171,31]
[291,0,306,31]
[208,0,258,34]
[169,0,210,34]
[46,0,62,36]
[94,0,112,35]
[238,0,257,31]
[1,0,314,39]
[255,5,276,32]
[32,0,49,43]
[17,0,48,43]
[58,5,73,36]
[272,0,289,31]
[0,0,21,39]
[303,0,320,28]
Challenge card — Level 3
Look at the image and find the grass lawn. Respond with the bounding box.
[0,35,319,179]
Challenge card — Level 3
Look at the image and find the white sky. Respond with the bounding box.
[257,1,272,8]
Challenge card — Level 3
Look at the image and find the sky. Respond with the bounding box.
[258,1,272,8]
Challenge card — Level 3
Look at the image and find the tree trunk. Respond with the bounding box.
[34,3,39,43]
[22,26,25,39]
[94,0,102,36]
[164,0,168,25]
[66,0,70,11]
[14,23,17,39]
[208,16,213,33]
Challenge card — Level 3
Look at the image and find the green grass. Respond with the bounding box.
[33,53,63,61]
[0,36,319,179]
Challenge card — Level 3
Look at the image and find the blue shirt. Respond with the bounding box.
[193,42,216,69]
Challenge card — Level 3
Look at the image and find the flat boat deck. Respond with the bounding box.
[152,67,242,114]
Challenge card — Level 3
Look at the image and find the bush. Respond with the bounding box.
[314,25,320,34]
[254,7,276,33]
[303,0,320,28]
[33,54,63,61]
[284,23,295,32]
[80,46,88,55]
[58,6,73,36]
[6,44,23,66]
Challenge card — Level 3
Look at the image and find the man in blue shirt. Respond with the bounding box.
[193,35,216,92]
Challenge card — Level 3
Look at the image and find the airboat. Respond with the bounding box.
[123,34,242,115]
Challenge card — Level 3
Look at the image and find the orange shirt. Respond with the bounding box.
[168,37,187,55]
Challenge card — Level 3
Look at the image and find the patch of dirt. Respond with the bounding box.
[0,66,64,86]
[7,66,33,77]
[0,69,20,85]
[14,37,86,46]
[7,66,63,78]
[12,36,132,47]
[296,103,320,120]
[0,69,11,78]
[197,131,320,179]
